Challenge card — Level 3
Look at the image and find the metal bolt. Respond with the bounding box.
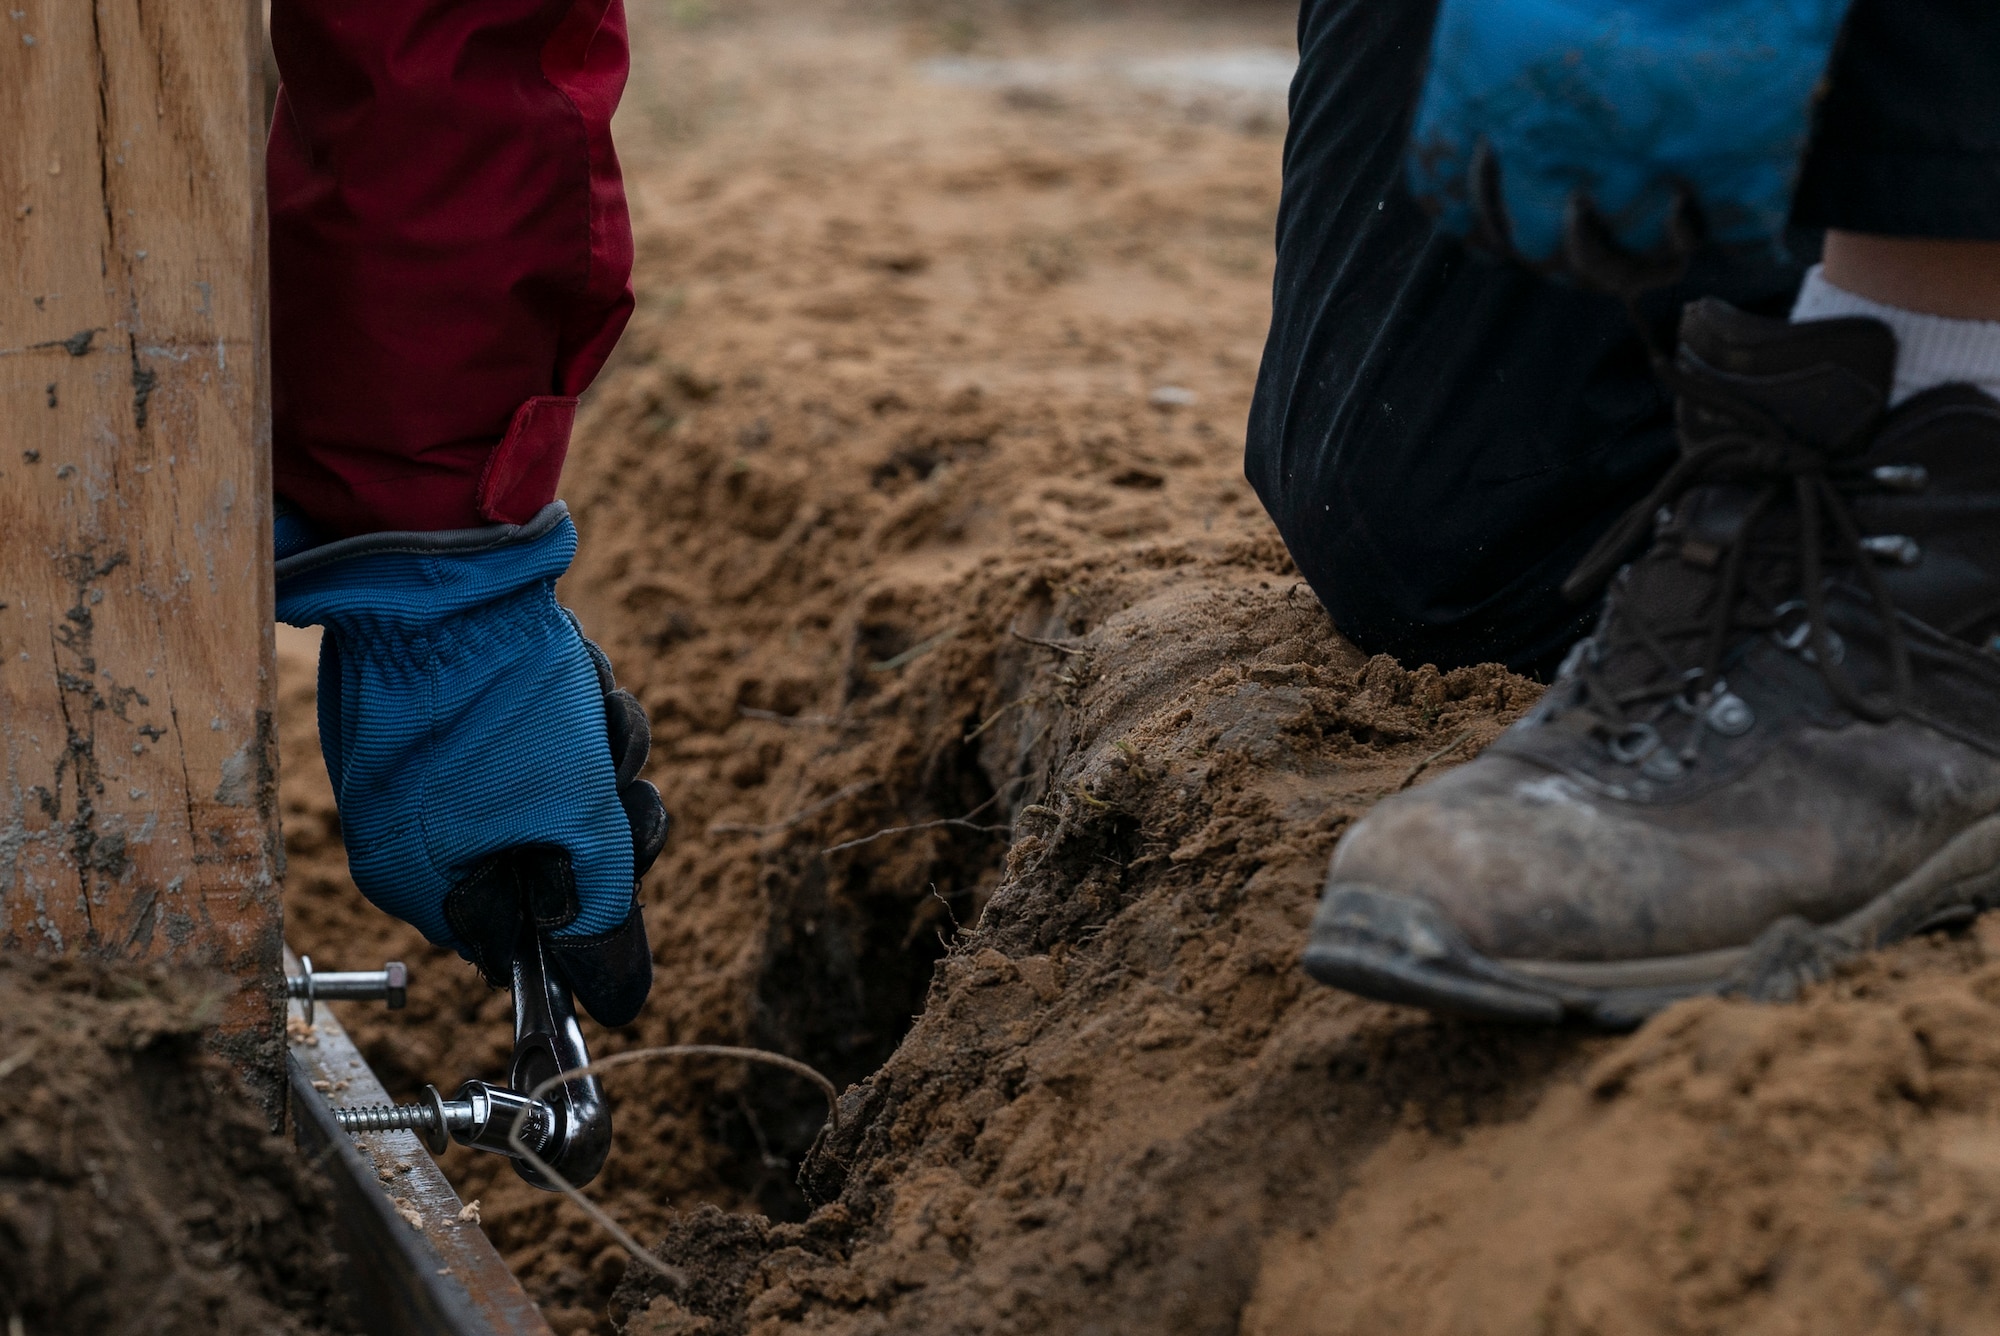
[289,955,409,1025]
[333,1083,454,1154]
[332,1081,554,1160]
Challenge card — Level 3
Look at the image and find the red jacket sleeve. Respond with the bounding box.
[267,0,634,536]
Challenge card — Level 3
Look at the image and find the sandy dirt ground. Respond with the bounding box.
[271,4,2000,1335]
[0,958,353,1334]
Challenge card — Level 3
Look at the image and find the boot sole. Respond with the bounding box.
[1303,811,2000,1029]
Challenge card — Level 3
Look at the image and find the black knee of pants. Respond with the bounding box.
[1250,0,1998,678]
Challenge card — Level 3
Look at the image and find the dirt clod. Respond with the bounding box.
[0,958,352,1335]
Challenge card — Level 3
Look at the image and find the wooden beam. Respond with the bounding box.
[0,1,280,1101]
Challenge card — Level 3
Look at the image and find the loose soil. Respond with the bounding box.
[274,4,2000,1336]
[0,957,353,1335]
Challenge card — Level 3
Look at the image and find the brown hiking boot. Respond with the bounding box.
[1303,298,2000,1027]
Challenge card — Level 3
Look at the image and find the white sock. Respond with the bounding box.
[1791,263,2000,407]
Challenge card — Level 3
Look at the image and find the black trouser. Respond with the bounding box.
[1246,0,2000,678]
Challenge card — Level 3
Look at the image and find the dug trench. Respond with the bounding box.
[275,4,2000,1335]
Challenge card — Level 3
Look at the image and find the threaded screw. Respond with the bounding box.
[334,1102,438,1134]
[331,1084,451,1154]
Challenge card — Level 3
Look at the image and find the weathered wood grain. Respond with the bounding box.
[0,0,279,1097]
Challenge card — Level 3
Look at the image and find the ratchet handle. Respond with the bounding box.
[509,914,612,1190]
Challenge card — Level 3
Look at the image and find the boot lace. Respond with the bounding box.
[1556,364,1916,770]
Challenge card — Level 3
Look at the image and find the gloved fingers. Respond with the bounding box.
[1558,187,1704,302]
[622,779,671,877]
[572,616,619,695]
[440,844,654,1026]
[1467,139,1523,265]
[1462,139,1705,301]
[604,687,650,788]
[1406,0,1846,282]
[545,903,653,1029]
[443,844,584,990]
[288,513,656,968]
[577,640,669,875]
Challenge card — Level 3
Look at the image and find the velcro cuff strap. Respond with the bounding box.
[478,396,578,526]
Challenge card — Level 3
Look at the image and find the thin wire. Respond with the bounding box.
[503,1045,843,1288]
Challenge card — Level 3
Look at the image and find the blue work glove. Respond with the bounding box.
[1406,0,1854,275]
[275,502,669,1028]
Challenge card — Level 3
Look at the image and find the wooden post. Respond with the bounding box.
[0,2,280,1103]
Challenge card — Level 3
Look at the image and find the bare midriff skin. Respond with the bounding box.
[1822,231,2000,321]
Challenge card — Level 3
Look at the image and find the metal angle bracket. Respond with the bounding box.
[287,949,552,1336]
